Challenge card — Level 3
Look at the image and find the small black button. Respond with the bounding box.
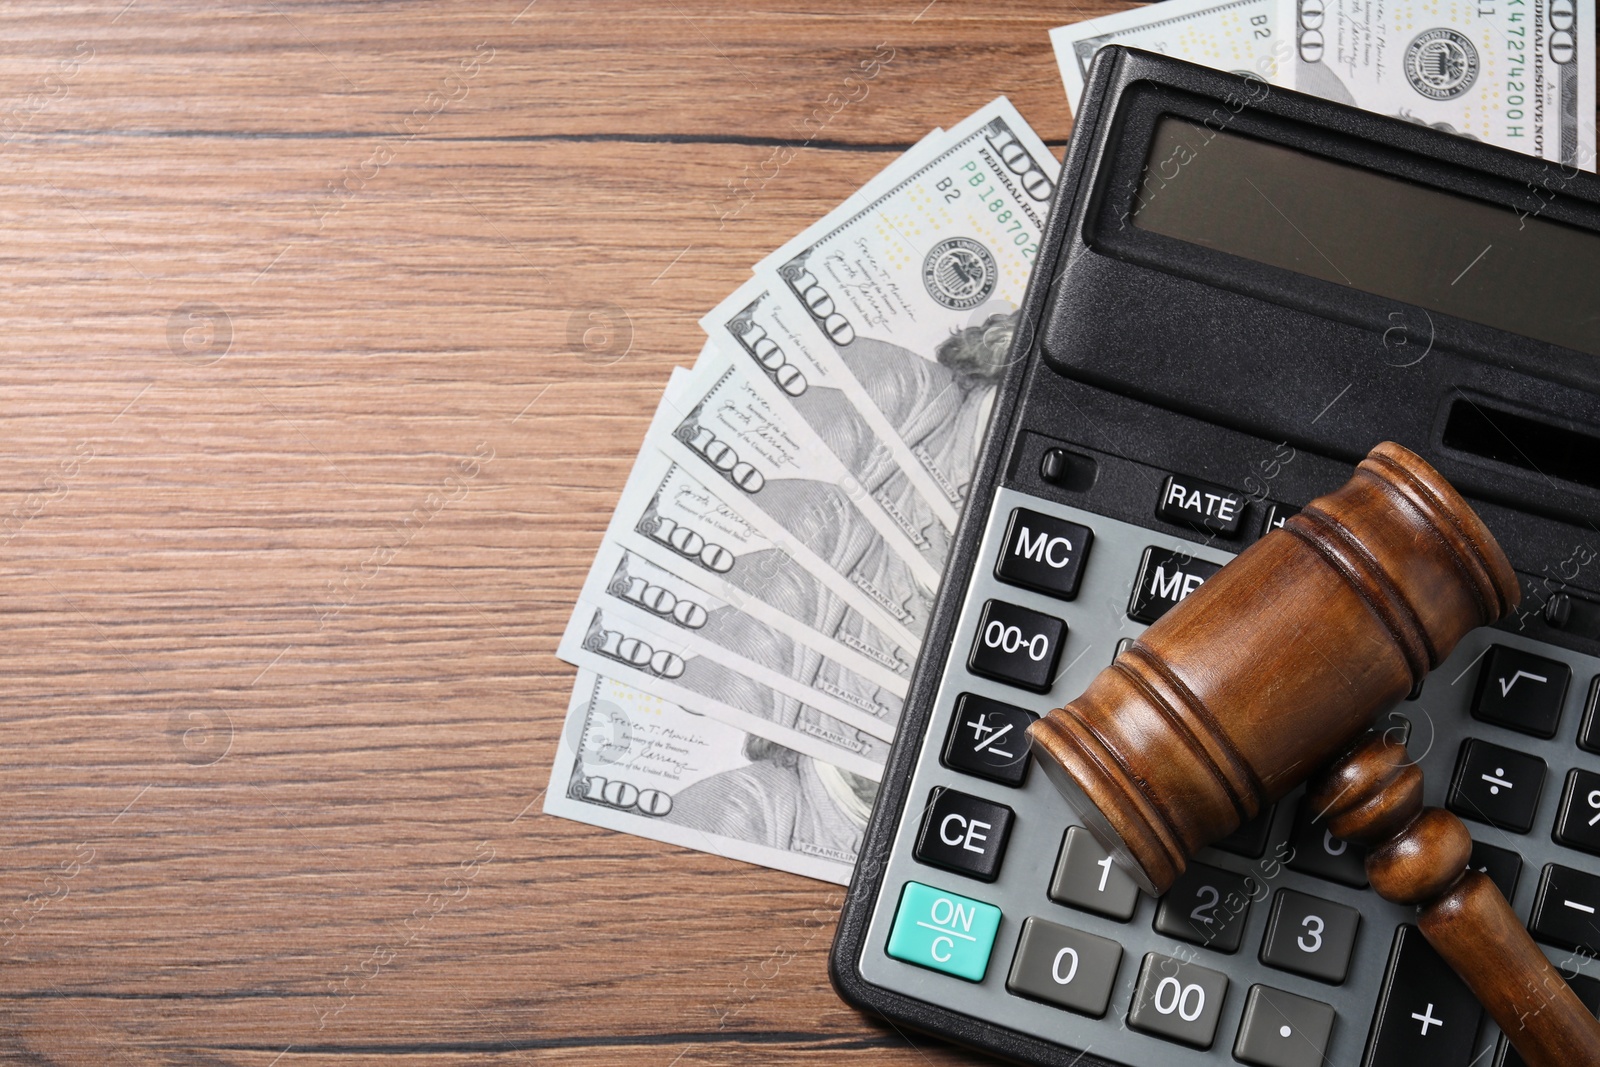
[995,508,1092,601]
[1468,839,1523,901]
[1472,645,1571,738]
[968,599,1067,694]
[1153,860,1256,953]
[1285,798,1368,888]
[1257,500,1296,540]
[1579,676,1600,755]
[1364,925,1482,1067]
[1158,474,1247,537]
[1496,972,1600,1066]
[1213,805,1276,859]
[914,786,1014,883]
[1554,767,1600,856]
[1039,447,1095,491]
[942,693,1037,787]
[1448,739,1546,833]
[1128,547,1222,625]
[1530,863,1600,956]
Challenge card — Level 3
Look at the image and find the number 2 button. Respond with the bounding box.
[1261,889,1360,983]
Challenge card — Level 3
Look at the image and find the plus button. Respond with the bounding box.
[1410,1002,1443,1036]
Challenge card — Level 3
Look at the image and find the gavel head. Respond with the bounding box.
[1027,442,1521,895]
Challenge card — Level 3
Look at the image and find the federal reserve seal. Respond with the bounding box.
[922,237,997,310]
[1404,28,1479,100]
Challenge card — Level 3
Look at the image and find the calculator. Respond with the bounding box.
[829,47,1600,1067]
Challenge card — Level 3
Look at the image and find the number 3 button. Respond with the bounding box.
[1261,889,1360,984]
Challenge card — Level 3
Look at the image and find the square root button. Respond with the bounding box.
[886,881,1002,983]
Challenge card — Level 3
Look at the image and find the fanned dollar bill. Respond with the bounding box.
[544,670,872,884]
[1051,0,1286,112]
[574,540,903,737]
[1280,0,1596,168]
[559,602,890,781]
[733,98,1059,515]
[656,353,938,644]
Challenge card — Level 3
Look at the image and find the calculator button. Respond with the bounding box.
[1495,972,1600,1066]
[1579,676,1600,755]
[1259,888,1360,984]
[1126,952,1230,1048]
[1257,500,1296,540]
[994,507,1092,601]
[1233,984,1336,1067]
[941,694,1037,787]
[1448,739,1546,833]
[1152,860,1255,953]
[1554,767,1600,856]
[1285,798,1369,887]
[1049,826,1140,921]
[885,881,1002,983]
[1005,916,1123,1017]
[1128,547,1222,625]
[1364,925,1482,1067]
[1529,863,1600,956]
[1157,473,1247,538]
[1468,839,1523,901]
[1472,645,1570,738]
[1213,804,1276,859]
[914,787,1013,883]
[967,599,1066,693]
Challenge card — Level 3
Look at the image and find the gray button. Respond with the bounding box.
[1049,826,1141,921]
[1260,888,1360,983]
[1152,860,1257,953]
[1005,916,1123,1017]
[1127,952,1230,1048]
[1233,984,1336,1067]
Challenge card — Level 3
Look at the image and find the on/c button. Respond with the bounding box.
[886,881,1002,982]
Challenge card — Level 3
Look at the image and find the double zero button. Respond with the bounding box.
[969,599,1067,693]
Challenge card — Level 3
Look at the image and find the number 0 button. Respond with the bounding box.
[1006,916,1123,1017]
[968,599,1066,693]
[1127,952,1230,1048]
[1260,889,1360,984]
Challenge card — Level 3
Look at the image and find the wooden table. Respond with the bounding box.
[0,2,1114,1063]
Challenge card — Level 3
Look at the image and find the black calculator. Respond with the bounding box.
[830,47,1600,1067]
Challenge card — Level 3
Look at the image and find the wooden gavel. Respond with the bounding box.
[1028,441,1600,1067]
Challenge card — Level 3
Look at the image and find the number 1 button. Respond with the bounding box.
[1049,826,1140,921]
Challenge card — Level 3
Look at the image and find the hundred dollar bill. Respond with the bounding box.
[559,602,890,781]
[574,540,903,736]
[730,98,1059,516]
[545,670,872,884]
[651,369,933,650]
[1281,0,1596,168]
[1051,0,1286,113]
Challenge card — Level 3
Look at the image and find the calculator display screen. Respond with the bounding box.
[1131,116,1600,358]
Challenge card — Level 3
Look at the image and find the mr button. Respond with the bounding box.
[915,786,1014,882]
[995,507,1092,600]
[1129,547,1223,625]
[1158,473,1247,537]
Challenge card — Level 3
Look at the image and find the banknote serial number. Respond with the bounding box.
[935,162,1040,260]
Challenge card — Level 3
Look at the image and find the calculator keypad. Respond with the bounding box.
[858,487,1600,1067]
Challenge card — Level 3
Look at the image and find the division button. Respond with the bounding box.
[1259,888,1360,984]
[968,599,1067,693]
[1285,798,1368,887]
[1157,473,1248,537]
[1126,952,1230,1048]
[1233,984,1336,1067]
[1049,826,1141,921]
[914,787,1014,883]
[995,507,1093,600]
[1364,925,1481,1067]
[1128,547,1223,625]
[1472,645,1570,738]
[1530,863,1600,956]
[1448,738,1546,833]
[1468,839,1523,901]
[886,880,1002,983]
[1554,767,1600,856]
[1005,916,1124,1017]
[941,693,1037,787]
[1152,860,1256,953]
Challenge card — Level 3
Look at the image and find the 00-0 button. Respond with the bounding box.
[968,599,1067,693]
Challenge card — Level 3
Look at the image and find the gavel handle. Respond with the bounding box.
[1312,732,1600,1067]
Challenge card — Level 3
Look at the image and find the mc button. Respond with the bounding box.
[968,599,1066,693]
[995,507,1093,600]
[886,881,1002,982]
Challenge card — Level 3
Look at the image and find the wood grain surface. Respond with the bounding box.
[0,2,1124,1064]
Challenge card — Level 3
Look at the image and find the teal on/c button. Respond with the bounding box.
[886,880,1002,982]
